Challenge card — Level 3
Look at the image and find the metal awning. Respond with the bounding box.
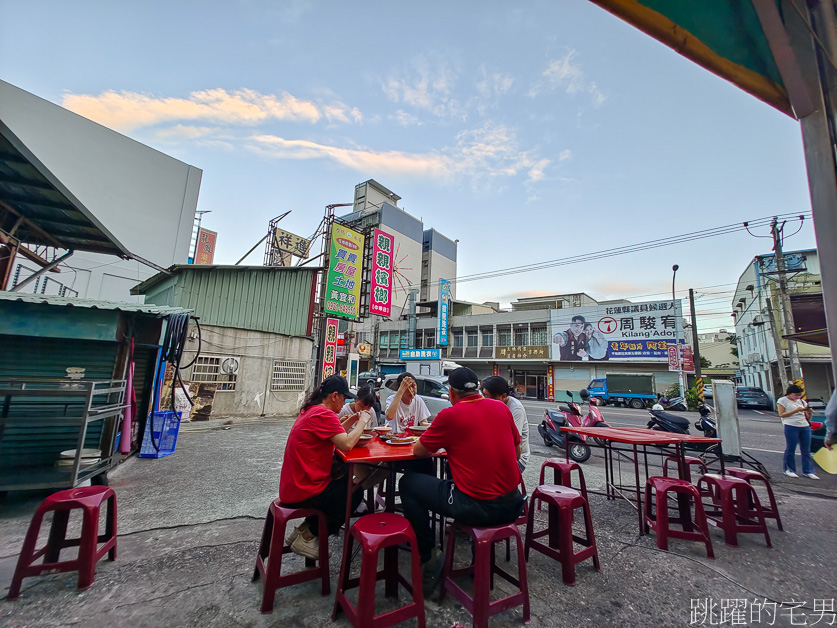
[784,328,830,347]
[0,120,129,257]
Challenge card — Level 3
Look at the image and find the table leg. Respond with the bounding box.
[676,444,694,532]
[633,444,644,535]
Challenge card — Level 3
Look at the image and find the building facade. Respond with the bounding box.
[133,265,319,417]
[732,249,831,401]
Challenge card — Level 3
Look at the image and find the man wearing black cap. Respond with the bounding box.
[399,367,524,591]
[280,375,371,558]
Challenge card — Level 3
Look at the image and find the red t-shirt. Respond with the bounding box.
[279,405,344,504]
[419,395,521,500]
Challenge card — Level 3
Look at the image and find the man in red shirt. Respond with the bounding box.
[399,367,523,591]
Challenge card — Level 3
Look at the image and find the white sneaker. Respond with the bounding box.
[285,523,304,546]
[783,470,799,478]
[290,533,320,559]
[803,473,820,480]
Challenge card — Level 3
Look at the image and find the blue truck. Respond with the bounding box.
[586,374,657,409]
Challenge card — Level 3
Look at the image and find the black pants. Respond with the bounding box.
[399,473,524,562]
[285,474,363,537]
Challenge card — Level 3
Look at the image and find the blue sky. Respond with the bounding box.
[0,1,816,331]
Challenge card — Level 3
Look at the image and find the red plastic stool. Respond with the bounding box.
[524,485,600,586]
[539,458,588,500]
[724,468,783,531]
[696,474,772,548]
[333,513,425,627]
[644,477,714,558]
[662,455,708,482]
[8,486,117,599]
[441,521,530,628]
[252,500,330,614]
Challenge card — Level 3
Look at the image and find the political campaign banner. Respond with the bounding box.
[550,299,685,362]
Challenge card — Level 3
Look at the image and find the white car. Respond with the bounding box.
[378,374,451,420]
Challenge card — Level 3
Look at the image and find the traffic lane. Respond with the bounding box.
[519,400,787,454]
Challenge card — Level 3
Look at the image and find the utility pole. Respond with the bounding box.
[672,265,686,398]
[765,297,790,393]
[688,289,703,402]
[770,217,803,383]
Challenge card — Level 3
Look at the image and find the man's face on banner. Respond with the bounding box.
[570,318,585,338]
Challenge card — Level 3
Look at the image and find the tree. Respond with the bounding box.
[728,333,738,358]
[700,356,711,368]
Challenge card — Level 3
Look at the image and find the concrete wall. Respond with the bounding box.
[181,325,313,417]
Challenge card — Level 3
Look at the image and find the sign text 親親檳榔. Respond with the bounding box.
[370,229,394,318]
[324,223,365,321]
[550,299,685,362]
[322,318,339,380]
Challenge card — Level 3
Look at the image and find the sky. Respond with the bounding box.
[0,0,818,332]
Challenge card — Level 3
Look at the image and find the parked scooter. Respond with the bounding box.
[693,404,717,439]
[657,395,688,412]
[538,390,592,462]
[579,388,611,446]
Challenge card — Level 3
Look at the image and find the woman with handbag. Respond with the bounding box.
[776,384,818,480]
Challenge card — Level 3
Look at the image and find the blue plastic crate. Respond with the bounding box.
[139,411,181,458]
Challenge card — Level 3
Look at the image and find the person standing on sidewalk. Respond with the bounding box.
[481,375,530,471]
[279,376,372,558]
[776,384,818,479]
[399,367,524,592]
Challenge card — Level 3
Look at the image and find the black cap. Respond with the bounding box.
[321,375,356,399]
[448,367,480,393]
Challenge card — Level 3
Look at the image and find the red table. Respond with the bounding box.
[560,426,723,534]
[334,436,441,601]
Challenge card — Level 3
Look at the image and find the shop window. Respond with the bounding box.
[192,355,237,391]
[380,332,389,349]
[466,330,478,347]
[531,325,548,345]
[482,330,493,347]
[425,330,436,347]
[271,360,306,392]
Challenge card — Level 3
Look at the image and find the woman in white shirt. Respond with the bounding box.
[481,376,530,471]
[776,384,818,479]
[384,373,430,433]
[338,385,378,430]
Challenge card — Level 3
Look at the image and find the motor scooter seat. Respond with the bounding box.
[558,405,572,414]
[654,411,691,430]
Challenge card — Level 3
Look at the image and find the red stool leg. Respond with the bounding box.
[655,488,671,551]
[439,525,458,603]
[719,487,739,547]
[472,535,492,628]
[692,495,715,559]
[8,506,49,599]
[524,495,536,561]
[76,507,99,590]
[355,544,379,625]
[558,505,576,586]
[260,509,287,614]
[747,487,772,548]
[252,506,274,583]
[106,494,117,561]
[44,509,70,564]
[582,500,601,571]
[316,513,330,595]
[643,482,652,535]
[761,479,783,531]
[514,529,531,625]
[408,532,427,628]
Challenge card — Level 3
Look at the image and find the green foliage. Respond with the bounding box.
[663,382,702,410]
[700,355,711,368]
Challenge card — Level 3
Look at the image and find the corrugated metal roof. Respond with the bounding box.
[134,265,318,336]
[0,290,189,316]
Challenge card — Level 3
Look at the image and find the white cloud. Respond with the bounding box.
[558,149,572,161]
[390,110,422,127]
[61,88,362,132]
[530,50,607,107]
[381,57,465,119]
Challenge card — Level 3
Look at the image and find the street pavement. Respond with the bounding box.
[0,409,835,627]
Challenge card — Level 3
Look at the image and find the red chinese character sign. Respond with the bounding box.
[322,318,339,380]
[681,345,695,373]
[370,228,394,317]
[325,223,364,320]
[195,228,217,265]
[667,345,680,372]
[547,364,555,402]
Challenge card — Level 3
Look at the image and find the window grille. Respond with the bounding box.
[192,355,237,391]
[531,325,548,345]
[272,360,306,392]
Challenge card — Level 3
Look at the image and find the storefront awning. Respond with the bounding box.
[784,328,830,348]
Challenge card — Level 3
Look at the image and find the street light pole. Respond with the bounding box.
[672,264,686,398]
[191,210,212,263]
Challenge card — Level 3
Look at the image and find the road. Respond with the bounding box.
[519,399,836,492]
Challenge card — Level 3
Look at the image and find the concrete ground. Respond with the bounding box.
[1,414,835,628]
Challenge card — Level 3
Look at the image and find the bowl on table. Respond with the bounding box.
[354,434,373,448]
[408,424,429,436]
[373,426,392,435]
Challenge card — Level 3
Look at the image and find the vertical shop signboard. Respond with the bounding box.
[667,346,680,372]
[681,345,695,373]
[195,228,217,265]
[438,279,451,346]
[547,364,555,402]
[492,363,499,377]
[325,223,365,320]
[370,228,394,317]
[322,318,339,380]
